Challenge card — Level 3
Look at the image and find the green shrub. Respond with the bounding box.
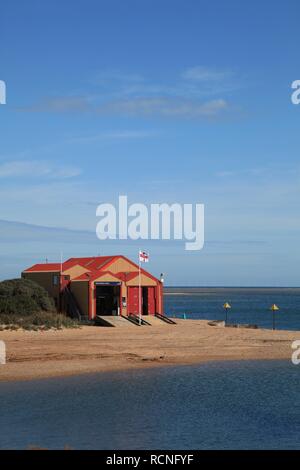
[0,278,55,315]
[0,278,79,330]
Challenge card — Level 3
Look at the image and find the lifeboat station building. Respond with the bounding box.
[22,256,164,322]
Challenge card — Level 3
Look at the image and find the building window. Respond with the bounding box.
[53,275,59,286]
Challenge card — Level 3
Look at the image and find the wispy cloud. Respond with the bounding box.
[0,219,95,244]
[182,66,234,82]
[0,160,81,179]
[18,96,90,113]
[20,95,230,119]
[216,168,268,178]
[98,98,228,118]
[92,70,145,85]
[67,130,156,144]
[96,97,228,118]
[19,66,239,119]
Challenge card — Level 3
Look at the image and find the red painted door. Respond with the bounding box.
[127,287,141,315]
[147,287,156,314]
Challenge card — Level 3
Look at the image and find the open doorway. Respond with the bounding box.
[96,284,120,316]
[142,286,156,315]
[142,287,148,315]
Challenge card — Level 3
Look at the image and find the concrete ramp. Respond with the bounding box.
[95,315,135,327]
[144,315,170,326]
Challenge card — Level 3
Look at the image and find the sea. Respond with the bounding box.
[1,360,300,450]
[164,287,300,330]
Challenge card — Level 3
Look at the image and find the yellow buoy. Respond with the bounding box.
[270,304,280,330]
[223,302,231,325]
[270,304,279,311]
[223,302,231,309]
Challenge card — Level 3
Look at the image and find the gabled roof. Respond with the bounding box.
[23,257,119,274]
[82,256,115,270]
[73,270,124,282]
[115,271,140,282]
[62,256,114,271]
[111,255,159,283]
[23,255,160,283]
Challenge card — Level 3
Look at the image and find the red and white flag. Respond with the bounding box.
[139,250,149,263]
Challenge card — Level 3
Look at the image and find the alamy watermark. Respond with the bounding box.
[291,340,300,365]
[291,80,300,105]
[96,195,204,251]
[0,341,6,365]
[0,80,6,104]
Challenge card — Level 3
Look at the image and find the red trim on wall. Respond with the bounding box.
[119,287,122,316]
[89,282,95,320]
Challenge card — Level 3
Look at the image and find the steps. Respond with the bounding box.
[63,287,83,321]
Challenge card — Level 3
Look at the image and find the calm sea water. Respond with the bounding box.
[164,288,300,330]
[1,360,300,450]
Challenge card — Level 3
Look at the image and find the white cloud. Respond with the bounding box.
[19,96,90,113]
[0,160,81,179]
[92,70,145,85]
[67,130,156,144]
[18,66,238,119]
[98,97,229,118]
[20,95,229,119]
[182,66,233,82]
[216,168,268,178]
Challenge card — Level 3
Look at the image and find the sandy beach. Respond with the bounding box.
[0,319,298,382]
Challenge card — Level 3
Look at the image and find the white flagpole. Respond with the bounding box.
[139,249,141,325]
[60,251,63,275]
[60,251,63,313]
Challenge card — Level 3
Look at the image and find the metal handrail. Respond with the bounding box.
[155,312,176,324]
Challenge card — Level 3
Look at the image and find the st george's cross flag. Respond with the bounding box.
[139,250,149,263]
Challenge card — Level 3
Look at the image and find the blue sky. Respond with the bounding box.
[0,0,300,285]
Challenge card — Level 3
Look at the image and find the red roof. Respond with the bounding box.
[23,263,61,272]
[23,255,159,283]
[116,271,139,281]
[24,257,116,274]
[62,256,114,271]
[73,270,124,282]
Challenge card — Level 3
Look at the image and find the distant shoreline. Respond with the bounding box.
[164,287,300,295]
[0,320,298,383]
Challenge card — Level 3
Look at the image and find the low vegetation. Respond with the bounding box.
[0,278,79,330]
